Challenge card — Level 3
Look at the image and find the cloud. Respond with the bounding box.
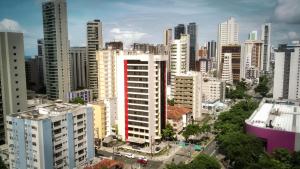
[287,31,300,39]
[110,28,147,48]
[273,0,300,24]
[0,18,24,32]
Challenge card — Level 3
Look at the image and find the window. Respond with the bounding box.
[14,59,17,62]
[15,74,18,77]
[17,109,20,112]
[15,81,18,84]
[16,88,19,91]
[14,66,17,70]
[13,46,16,49]
[13,53,16,56]
[16,95,19,98]
[17,103,20,105]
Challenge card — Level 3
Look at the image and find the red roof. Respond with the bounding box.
[167,105,192,121]
[84,159,124,169]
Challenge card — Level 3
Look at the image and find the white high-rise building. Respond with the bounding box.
[70,47,87,91]
[241,40,263,80]
[217,17,239,74]
[261,23,271,73]
[6,103,95,169]
[273,42,300,100]
[96,49,117,100]
[116,53,167,144]
[164,28,172,47]
[221,53,233,84]
[174,72,202,120]
[42,0,70,102]
[170,34,190,96]
[202,75,225,102]
[87,20,103,99]
[248,30,258,40]
[0,32,28,144]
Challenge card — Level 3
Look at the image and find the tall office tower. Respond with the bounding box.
[202,75,225,102]
[0,32,28,144]
[273,42,300,100]
[70,47,87,91]
[174,72,202,120]
[174,24,185,40]
[96,49,117,100]
[6,103,95,169]
[87,19,103,99]
[164,28,173,47]
[248,30,258,40]
[198,46,208,59]
[187,23,197,70]
[37,39,46,86]
[217,17,239,74]
[261,23,271,73]
[116,53,167,144]
[207,40,217,69]
[132,43,164,55]
[170,34,190,96]
[196,58,210,73]
[105,41,123,50]
[220,45,241,84]
[25,55,45,92]
[240,40,263,80]
[42,0,70,102]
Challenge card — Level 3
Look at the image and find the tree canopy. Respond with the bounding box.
[166,154,221,169]
[69,97,85,105]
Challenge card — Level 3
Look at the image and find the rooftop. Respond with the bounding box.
[167,105,192,121]
[246,99,300,133]
[10,103,84,120]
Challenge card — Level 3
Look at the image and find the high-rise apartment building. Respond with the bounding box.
[164,28,173,84]
[174,72,202,120]
[25,55,45,93]
[70,47,87,91]
[174,24,185,40]
[261,23,271,73]
[249,30,258,41]
[42,0,70,102]
[187,23,197,70]
[273,42,300,100]
[202,75,225,102]
[241,40,263,80]
[217,17,239,74]
[164,28,173,47]
[220,45,241,84]
[208,41,217,59]
[170,34,190,96]
[87,19,103,99]
[116,53,167,144]
[96,49,117,100]
[37,39,46,86]
[105,41,123,50]
[6,103,95,169]
[0,32,28,144]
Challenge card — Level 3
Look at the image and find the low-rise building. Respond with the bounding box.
[202,75,225,102]
[167,106,192,134]
[69,89,93,103]
[6,103,95,169]
[245,99,300,153]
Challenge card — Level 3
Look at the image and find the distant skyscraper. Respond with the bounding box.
[87,19,103,99]
[261,23,271,73]
[174,24,185,40]
[37,39,46,86]
[6,103,95,169]
[42,0,70,102]
[116,53,167,144]
[217,17,239,74]
[105,41,123,50]
[273,42,300,100]
[170,34,190,96]
[70,47,87,91]
[220,45,241,84]
[164,28,173,84]
[164,28,172,47]
[187,23,197,70]
[207,40,217,59]
[25,56,45,93]
[248,30,258,40]
[0,32,28,144]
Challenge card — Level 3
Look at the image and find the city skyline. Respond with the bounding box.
[0,0,299,56]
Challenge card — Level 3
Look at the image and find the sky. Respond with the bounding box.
[0,0,300,56]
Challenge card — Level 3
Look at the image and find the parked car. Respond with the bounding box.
[137,157,148,165]
[115,152,122,156]
[124,153,135,159]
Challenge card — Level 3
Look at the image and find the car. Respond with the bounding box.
[114,152,122,156]
[137,157,148,165]
[124,153,135,159]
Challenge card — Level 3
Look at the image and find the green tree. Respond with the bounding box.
[247,154,290,169]
[162,123,176,140]
[70,97,85,105]
[292,151,300,168]
[255,75,269,97]
[272,148,292,168]
[168,98,175,106]
[182,124,200,141]
[190,154,221,169]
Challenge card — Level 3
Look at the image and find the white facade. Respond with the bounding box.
[96,49,117,100]
[289,45,300,100]
[0,32,28,144]
[261,23,271,73]
[174,72,202,120]
[217,17,239,73]
[104,98,117,136]
[273,52,285,99]
[221,53,233,84]
[116,53,167,144]
[170,34,190,96]
[6,103,95,169]
[87,20,103,99]
[42,0,70,102]
[202,75,225,102]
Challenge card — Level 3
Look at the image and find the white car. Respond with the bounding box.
[124,153,135,159]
